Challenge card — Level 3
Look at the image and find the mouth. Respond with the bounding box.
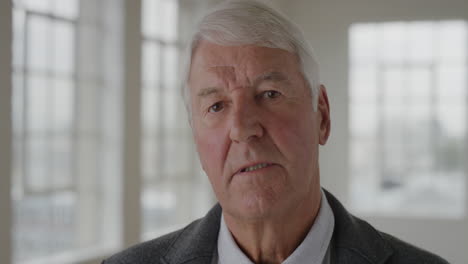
[238,162,275,174]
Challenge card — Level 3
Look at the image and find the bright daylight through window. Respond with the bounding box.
[140,0,213,240]
[349,21,467,218]
[11,0,122,262]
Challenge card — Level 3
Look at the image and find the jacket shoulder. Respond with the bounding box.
[102,204,221,264]
[324,190,449,264]
[102,227,186,264]
[380,232,450,264]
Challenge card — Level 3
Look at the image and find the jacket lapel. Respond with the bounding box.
[325,190,394,264]
[161,190,394,264]
[161,204,221,264]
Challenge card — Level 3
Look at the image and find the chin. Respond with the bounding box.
[228,191,285,220]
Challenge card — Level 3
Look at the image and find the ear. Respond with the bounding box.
[317,84,331,145]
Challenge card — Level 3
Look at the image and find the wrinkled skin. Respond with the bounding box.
[189,41,330,221]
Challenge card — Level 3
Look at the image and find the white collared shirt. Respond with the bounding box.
[216,190,335,264]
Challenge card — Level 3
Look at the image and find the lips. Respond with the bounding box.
[237,162,274,174]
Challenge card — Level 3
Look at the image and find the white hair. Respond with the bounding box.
[181,0,321,116]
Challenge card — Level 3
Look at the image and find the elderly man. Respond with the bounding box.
[104,1,449,263]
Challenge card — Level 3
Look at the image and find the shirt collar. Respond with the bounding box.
[217,189,335,264]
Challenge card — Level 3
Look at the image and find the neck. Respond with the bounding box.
[223,188,322,264]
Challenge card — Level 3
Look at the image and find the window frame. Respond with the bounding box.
[4,1,143,263]
[4,0,215,263]
[349,21,468,218]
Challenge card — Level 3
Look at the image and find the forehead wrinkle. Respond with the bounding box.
[207,65,237,87]
[207,65,253,92]
[253,71,291,88]
[208,65,235,76]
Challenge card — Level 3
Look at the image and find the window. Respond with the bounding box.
[140,0,214,239]
[11,0,123,262]
[7,0,216,262]
[349,21,467,217]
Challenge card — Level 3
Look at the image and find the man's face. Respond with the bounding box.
[189,41,330,220]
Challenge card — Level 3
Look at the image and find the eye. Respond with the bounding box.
[262,90,281,99]
[208,102,224,113]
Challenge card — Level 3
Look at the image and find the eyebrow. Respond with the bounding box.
[253,71,289,85]
[197,87,221,97]
[196,71,290,98]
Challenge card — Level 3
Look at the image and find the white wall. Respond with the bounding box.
[274,0,468,263]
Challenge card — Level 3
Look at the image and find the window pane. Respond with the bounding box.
[13,191,77,261]
[141,138,160,181]
[382,113,401,137]
[383,118,404,148]
[12,73,24,135]
[350,104,378,138]
[140,0,212,240]
[12,1,123,262]
[142,0,178,41]
[142,42,160,84]
[382,68,404,101]
[438,21,468,62]
[381,144,405,188]
[160,0,178,42]
[18,0,52,13]
[52,21,75,75]
[349,21,467,218]
[407,103,431,122]
[75,82,98,133]
[436,66,467,99]
[53,78,75,132]
[142,178,211,237]
[380,22,406,63]
[79,26,100,79]
[162,136,192,176]
[142,87,161,133]
[408,67,431,101]
[51,0,79,19]
[163,45,178,87]
[51,135,73,189]
[12,139,24,199]
[27,74,50,132]
[437,104,466,139]
[349,66,377,103]
[162,90,178,129]
[407,22,434,63]
[141,0,160,37]
[27,15,50,71]
[142,184,178,233]
[26,137,49,192]
[349,139,379,211]
[13,10,25,69]
[349,24,377,63]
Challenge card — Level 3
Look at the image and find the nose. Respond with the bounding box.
[229,104,264,143]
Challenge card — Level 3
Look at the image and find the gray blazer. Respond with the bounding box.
[103,190,449,264]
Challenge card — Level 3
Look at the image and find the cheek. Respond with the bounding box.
[273,112,318,158]
[194,127,229,175]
